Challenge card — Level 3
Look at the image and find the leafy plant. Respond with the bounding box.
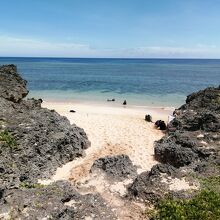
[19,182,44,189]
[200,176,220,192]
[150,190,220,220]
[0,130,17,149]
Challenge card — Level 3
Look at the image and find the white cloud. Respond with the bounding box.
[0,35,220,58]
[0,36,95,57]
[127,46,220,58]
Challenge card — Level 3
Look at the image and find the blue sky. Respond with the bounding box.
[0,0,220,58]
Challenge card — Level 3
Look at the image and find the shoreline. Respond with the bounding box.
[39,99,174,218]
[41,101,173,184]
[42,98,177,110]
[28,90,185,109]
[42,100,174,122]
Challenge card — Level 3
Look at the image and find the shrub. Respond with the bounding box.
[0,130,17,148]
[151,190,220,220]
[19,182,44,189]
[200,176,220,192]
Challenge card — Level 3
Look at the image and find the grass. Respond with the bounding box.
[19,182,45,189]
[147,176,220,220]
[149,190,220,220]
[0,130,17,149]
[200,176,220,192]
[212,93,220,105]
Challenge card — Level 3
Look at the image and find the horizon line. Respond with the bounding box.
[1,56,220,60]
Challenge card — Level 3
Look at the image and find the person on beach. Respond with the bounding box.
[123,100,127,105]
[168,115,175,123]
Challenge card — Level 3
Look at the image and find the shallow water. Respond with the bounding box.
[0,57,219,107]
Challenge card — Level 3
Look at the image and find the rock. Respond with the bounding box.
[154,136,198,168]
[145,114,152,122]
[0,65,90,195]
[107,98,115,102]
[69,110,76,113]
[123,100,127,105]
[0,65,28,102]
[169,86,220,132]
[155,86,220,168]
[91,154,137,180]
[1,181,116,220]
[0,65,114,219]
[128,86,220,205]
[150,163,177,176]
[183,86,220,112]
[26,98,42,108]
[127,164,177,203]
[0,64,119,219]
[155,120,167,130]
[170,111,219,132]
[0,99,90,191]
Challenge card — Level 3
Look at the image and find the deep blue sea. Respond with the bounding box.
[0,57,220,107]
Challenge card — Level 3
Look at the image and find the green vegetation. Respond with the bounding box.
[19,182,45,189]
[0,130,17,149]
[212,93,220,105]
[200,176,220,192]
[150,190,220,220]
[147,176,220,220]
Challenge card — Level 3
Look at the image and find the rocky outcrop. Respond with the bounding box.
[0,65,28,102]
[0,96,90,190]
[0,98,90,190]
[91,154,137,180]
[155,86,220,168]
[1,181,116,220]
[128,164,177,202]
[0,65,117,219]
[169,86,220,132]
[128,86,219,203]
[155,131,199,167]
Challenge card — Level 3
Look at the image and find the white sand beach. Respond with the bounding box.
[42,101,174,181]
[40,101,174,219]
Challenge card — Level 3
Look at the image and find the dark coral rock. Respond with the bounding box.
[154,131,200,168]
[0,100,90,190]
[155,141,198,168]
[127,164,177,202]
[155,86,220,168]
[184,86,220,111]
[0,65,116,220]
[145,114,152,122]
[2,181,116,220]
[91,154,137,180]
[0,65,90,192]
[150,163,177,176]
[0,65,28,102]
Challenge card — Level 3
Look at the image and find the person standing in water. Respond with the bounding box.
[123,100,127,105]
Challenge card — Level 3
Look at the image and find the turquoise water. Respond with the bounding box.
[0,57,220,107]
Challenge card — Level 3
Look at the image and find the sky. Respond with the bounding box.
[0,0,220,58]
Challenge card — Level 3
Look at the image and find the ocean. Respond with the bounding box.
[0,57,219,107]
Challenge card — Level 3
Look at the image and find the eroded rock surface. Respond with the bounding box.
[0,98,90,188]
[1,181,116,220]
[155,86,220,169]
[0,65,118,220]
[91,154,137,180]
[0,65,28,102]
[128,86,220,204]
[128,164,177,202]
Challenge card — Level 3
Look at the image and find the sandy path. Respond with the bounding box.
[42,102,171,180]
[41,101,172,219]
